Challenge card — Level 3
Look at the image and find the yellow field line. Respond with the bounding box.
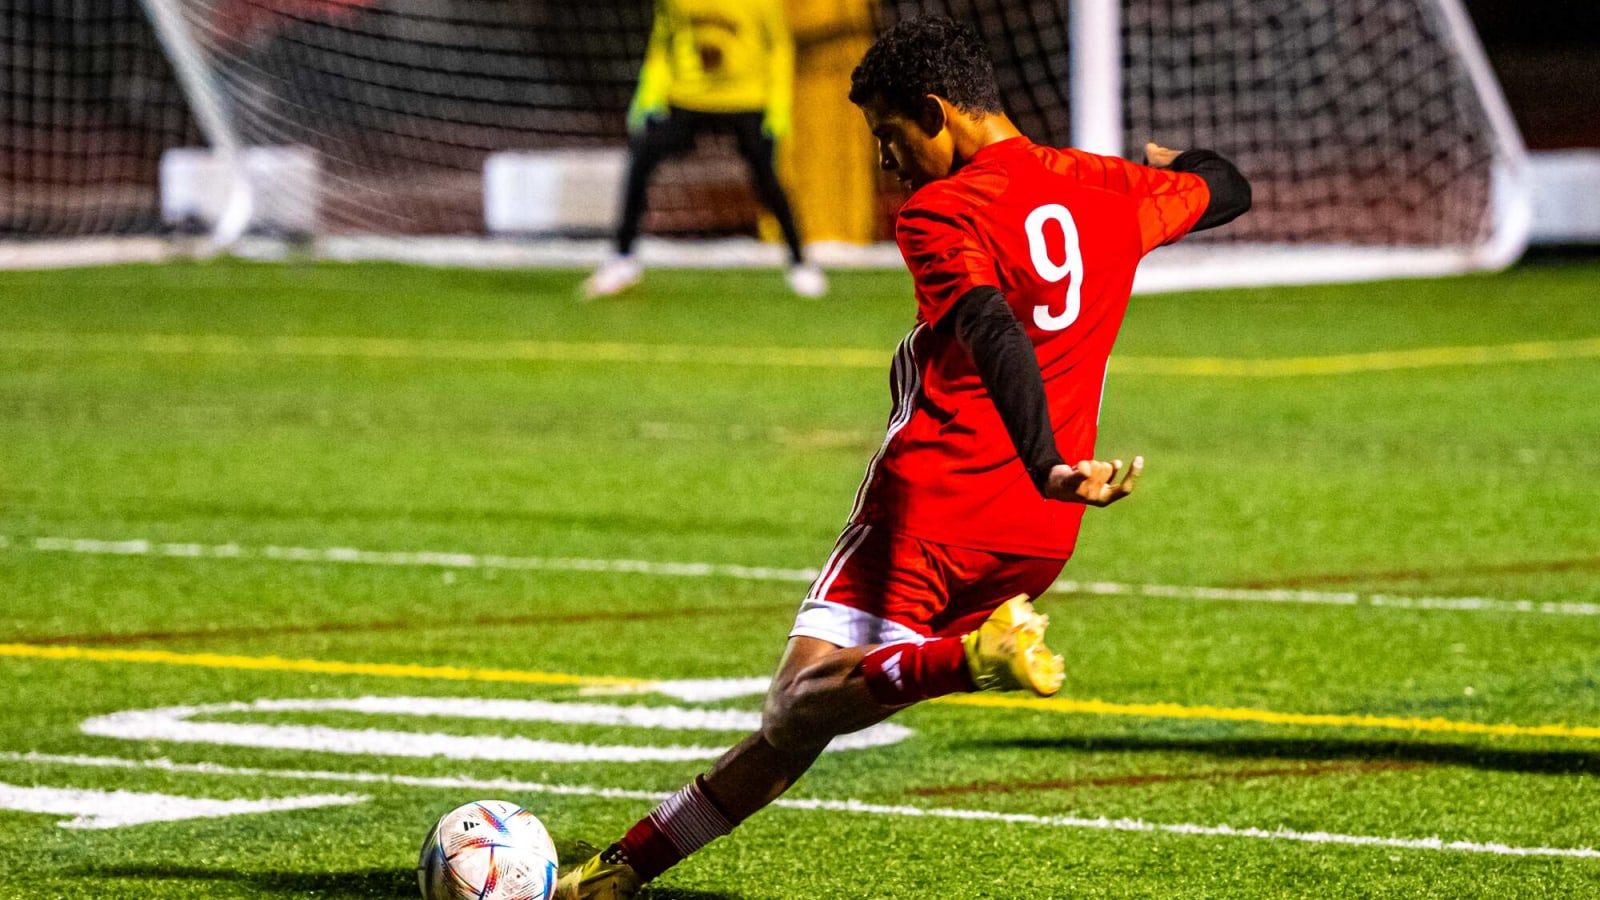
[1111,337,1600,377]
[5,642,1597,740]
[0,643,647,689]
[0,331,884,369]
[934,694,1600,740]
[3,331,1598,376]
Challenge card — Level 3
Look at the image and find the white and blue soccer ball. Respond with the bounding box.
[418,800,560,900]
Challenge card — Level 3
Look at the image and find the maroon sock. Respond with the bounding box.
[860,636,976,706]
[610,775,736,882]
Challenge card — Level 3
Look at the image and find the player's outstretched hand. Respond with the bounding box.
[1044,456,1143,507]
[1144,142,1182,168]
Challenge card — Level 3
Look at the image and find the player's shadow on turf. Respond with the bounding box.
[556,842,747,899]
[71,864,415,898]
[77,864,745,899]
[987,734,1600,776]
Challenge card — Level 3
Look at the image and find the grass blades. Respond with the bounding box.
[1,259,1598,898]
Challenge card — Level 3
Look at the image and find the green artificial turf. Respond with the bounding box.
[0,258,1598,898]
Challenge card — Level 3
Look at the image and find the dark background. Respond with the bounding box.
[1466,0,1600,148]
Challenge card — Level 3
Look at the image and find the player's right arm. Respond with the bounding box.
[899,202,1140,509]
[943,286,1143,508]
[1042,456,1142,507]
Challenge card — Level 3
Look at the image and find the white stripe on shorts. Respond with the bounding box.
[794,524,920,648]
[805,523,871,602]
[789,598,926,648]
[847,325,924,523]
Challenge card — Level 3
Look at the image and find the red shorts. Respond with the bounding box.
[790,523,1067,647]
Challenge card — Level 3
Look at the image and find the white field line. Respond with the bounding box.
[76,696,909,763]
[1052,579,1600,617]
[0,781,365,830]
[23,535,819,584]
[14,535,1600,619]
[3,751,1595,860]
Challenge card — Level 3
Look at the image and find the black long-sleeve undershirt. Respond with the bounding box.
[945,286,1064,494]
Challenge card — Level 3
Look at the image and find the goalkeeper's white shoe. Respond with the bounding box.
[581,256,642,300]
[785,262,828,299]
[961,595,1065,697]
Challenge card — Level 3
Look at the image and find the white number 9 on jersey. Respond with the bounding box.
[1023,203,1083,331]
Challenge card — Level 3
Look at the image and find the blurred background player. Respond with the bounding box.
[557,15,1249,899]
[581,0,827,300]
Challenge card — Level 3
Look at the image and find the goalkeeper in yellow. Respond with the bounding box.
[582,0,827,299]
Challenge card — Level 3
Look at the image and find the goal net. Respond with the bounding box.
[2,0,1529,288]
[884,0,1531,288]
[129,0,658,237]
[0,0,201,239]
[1,0,762,264]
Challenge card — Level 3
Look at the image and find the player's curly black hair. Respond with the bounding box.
[848,16,1003,118]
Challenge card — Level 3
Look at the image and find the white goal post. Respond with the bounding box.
[137,0,254,254]
[0,0,1533,291]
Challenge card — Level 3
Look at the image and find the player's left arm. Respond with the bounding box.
[942,287,1141,508]
[1144,142,1251,231]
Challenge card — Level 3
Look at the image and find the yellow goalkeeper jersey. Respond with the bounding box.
[634,0,794,122]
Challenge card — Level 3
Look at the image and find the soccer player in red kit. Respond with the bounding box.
[557,16,1250,898]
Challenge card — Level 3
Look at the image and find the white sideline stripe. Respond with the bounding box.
[23,535,820,583]
[15,534,1600,619]
[1053,579,1600,617]
[3,752,1595,860]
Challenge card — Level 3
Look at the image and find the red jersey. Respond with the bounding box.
[849,137,1210,558]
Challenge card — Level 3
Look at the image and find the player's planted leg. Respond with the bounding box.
[555,598,1062,898]
[554,640,873,899]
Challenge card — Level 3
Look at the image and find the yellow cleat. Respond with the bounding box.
[553,850,642,900]
[961,595,1065,697]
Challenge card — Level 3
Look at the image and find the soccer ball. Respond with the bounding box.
[418,800,560,900]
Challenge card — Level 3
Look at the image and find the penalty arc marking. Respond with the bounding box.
[77,696,911,762]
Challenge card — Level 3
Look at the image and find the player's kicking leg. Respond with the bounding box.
[554,594,1061,899]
